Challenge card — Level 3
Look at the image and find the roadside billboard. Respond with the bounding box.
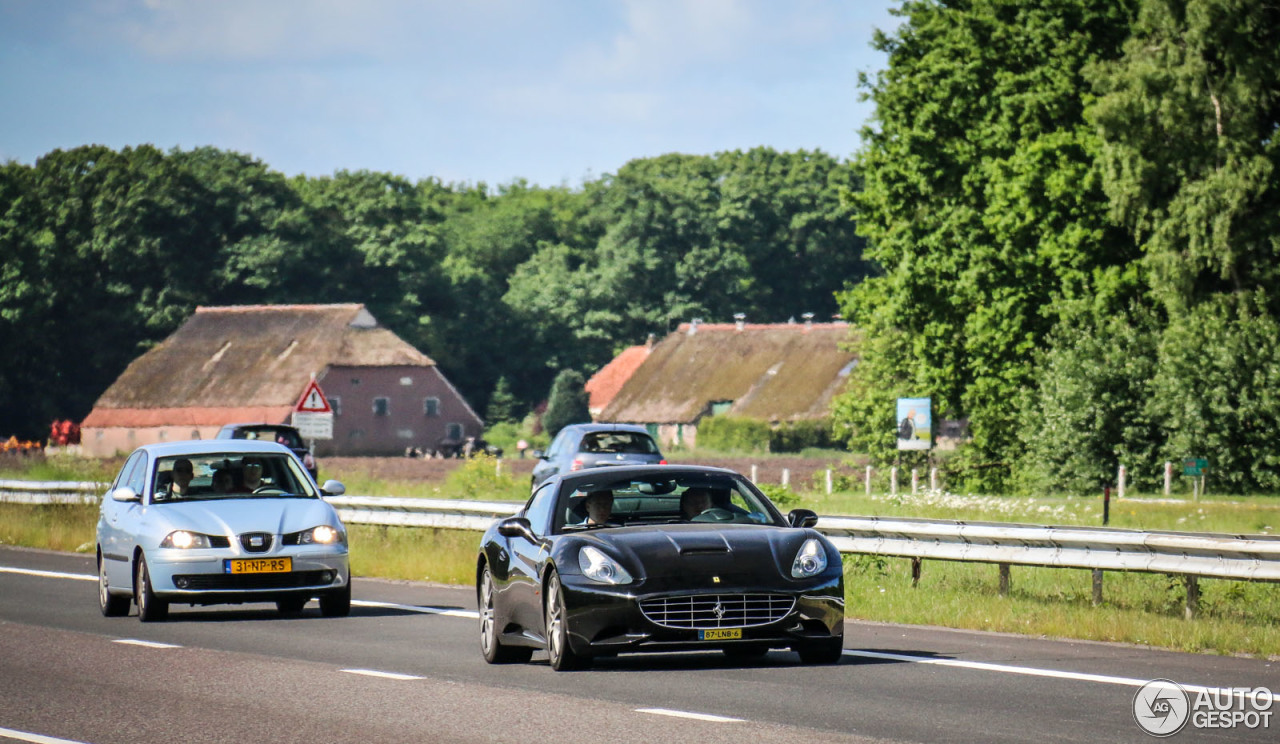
[896,397,932,450]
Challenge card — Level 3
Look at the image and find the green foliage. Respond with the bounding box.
[833,0,1140,491]
[441,454,529,502]
[755,482,800,509]
[541,369,589,439]
[1014,309,1163,494]
[1147,295,1280,492]
[696,416,772,452]
[485,376,518,425]
[770,419,836,453]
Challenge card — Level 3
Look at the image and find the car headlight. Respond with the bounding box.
[579,545,633,585]
[791,538,828,578]
[161,530,213,549]
[299,525,343,545]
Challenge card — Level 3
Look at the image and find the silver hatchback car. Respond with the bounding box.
[530,423,666,489]
[96,440,351,621]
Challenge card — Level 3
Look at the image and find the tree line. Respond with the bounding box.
[0,145,869,442]
[834,0,1280,493]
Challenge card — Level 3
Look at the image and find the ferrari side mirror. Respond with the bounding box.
[788,508,819,529]
[498,516,537,544]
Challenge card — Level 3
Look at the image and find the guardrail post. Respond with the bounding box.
[911,468,919,495]
[825,469,832,495]
[911,557,922,588]
[1118,465,1126,499]
[1164,461,1173,496]
[865,466,873,495]
[1185,576,1199,620]
[890,467,898,495]
[781,468,790,487]
[1092,569,1103,606]
[998,563,1011,596]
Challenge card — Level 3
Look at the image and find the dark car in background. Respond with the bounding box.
[530,423,666,489]
[476,464,844,670]
[216,424,318,480]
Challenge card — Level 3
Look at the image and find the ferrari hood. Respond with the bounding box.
[578,524,816,581]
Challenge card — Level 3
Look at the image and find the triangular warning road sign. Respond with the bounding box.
[294,379,332,414]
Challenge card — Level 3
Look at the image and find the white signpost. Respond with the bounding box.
[291,378,334,441]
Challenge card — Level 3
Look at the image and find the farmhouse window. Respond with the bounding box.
[424,397,440,417]
[373,397,390,416]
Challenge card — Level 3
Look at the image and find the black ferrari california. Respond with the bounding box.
[476,465,844,670]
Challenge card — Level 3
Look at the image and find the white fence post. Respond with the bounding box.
[1164,461,1173,496]
[1117,465,1126,499]
[825,469,832,495]
[890,467,898,496]
[930,467,939,491]
[911,468,919,495]
[781,468,790,487]
[750,464,758,483]
[865,466,873,496]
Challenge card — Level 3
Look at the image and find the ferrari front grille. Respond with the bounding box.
[639,593,796,629]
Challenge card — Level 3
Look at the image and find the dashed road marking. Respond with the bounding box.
[0,725,93,744]
[340,668,425,681]
[635,708,744,722]
[113,639,181,649]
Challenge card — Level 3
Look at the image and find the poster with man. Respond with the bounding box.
[896,397,932,450]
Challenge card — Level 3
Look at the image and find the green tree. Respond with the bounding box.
[541,369,590,439]
[486,376,518,425]
[833,0,1139,489]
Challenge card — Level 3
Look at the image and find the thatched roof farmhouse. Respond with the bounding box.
[81,304,481,457]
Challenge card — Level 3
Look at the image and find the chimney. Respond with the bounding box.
[688,318,702,335]
[802,312,815,330]
[734,313,746,331]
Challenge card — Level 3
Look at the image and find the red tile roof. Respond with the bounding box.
[586,345,650,413]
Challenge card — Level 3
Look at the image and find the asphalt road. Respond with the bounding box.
[1,545,1275,744]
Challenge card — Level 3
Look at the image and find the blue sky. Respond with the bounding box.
[0,1,898,188]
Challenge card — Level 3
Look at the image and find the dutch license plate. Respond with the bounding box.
[699,628,742,641]
[225,558,291,574]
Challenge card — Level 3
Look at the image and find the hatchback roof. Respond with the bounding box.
[130,440,296,458]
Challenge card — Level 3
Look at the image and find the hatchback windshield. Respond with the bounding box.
[554,473,781,532]
[153,453,315,501]
[579,432,660,455]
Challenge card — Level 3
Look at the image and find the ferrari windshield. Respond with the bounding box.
[153,453,316,501]
[555,473,783,532]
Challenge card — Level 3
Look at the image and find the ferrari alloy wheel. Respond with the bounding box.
[98,553,129,617]
[479,565,532,664]
[797,637,843,665]
[319,581,351,617]
[134,555,169,622]
[544,571,587,671]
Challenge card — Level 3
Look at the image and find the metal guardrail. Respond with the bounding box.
[5,482,1277,616]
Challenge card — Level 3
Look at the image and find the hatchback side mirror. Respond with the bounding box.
[788,508,819,529]
[320,480,346,496]
[530,450,545,459]
[497,517,537,544]
[110,486,140,503]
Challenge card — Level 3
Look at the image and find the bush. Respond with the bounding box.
[697,416,772,452]
[769,418,836,452]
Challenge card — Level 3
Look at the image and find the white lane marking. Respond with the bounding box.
[113,639,181,649]
[635,708,744,723]
[844,650,1274,701]
[2,563,1266,701]
[352,599,479,619]
[340,668,425,681]
[0,566,96,582]
[0,725,94,744]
